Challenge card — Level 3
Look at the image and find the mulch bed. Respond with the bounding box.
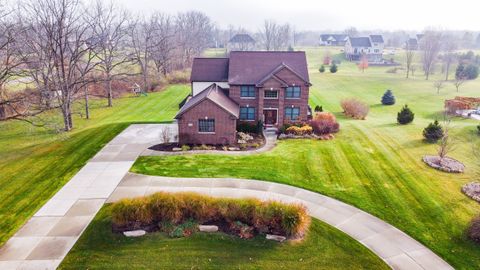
[422,155,465,173]
[148,133,265,152]
[462,182,480,203]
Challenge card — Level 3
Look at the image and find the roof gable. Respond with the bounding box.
[229,34,255,43]
[228,51,310,85]
[349,37,372,47]
[175,84,239,119]
[369,35,384,43]
[256,63,310,87]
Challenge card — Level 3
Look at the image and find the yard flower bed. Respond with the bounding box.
[279,112,340,140]
[111,192,310,240]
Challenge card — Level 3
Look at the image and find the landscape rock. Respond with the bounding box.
[198,225,219,232]
[422,155,465,173]
[266,234,286,242]
[228,147,240,151]
[462,182,480,203]
[123,230,146,237]
[172,147,182,152]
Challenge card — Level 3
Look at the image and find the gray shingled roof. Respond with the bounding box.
[349,37,372,47]
[175,84,239,119]
[229,34,255,43]
[320,34,348,42]
[228,51,310,85]
[190,58,229,82]
[369,35,384,43]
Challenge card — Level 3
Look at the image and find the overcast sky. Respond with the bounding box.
[115,0,479,32]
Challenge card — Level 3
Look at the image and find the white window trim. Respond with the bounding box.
[263,107,279,126]
[239,107,256,121]
[264,90,278,99]
[198,119,215,134]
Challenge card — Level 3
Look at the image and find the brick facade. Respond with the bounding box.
[177,99,237,145]
[229,67,310,126]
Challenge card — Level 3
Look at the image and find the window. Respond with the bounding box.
[240,86,255,98]
[286,86,301,98]
[264,90,278,99]
[198,119,215,133]
[285,107,300,120]
[240,107,255,121]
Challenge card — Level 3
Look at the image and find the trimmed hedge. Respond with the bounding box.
[111,192,310,238]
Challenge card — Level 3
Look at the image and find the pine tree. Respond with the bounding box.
[397,105,414,124]
[330,63,338,73]
[319,65,325,73]
[423,120,444,142]
[381,90,396,105]
[314,105,323,112]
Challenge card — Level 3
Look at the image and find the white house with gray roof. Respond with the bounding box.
[345,35,384,63]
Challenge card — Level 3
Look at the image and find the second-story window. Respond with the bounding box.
[286,86,301,98]
[240,86,255,98]
[264,90,278,99]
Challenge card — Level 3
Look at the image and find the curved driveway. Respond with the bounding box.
[0,124,453,270]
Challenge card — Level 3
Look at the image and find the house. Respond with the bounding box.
[319,34,348,46]
[176,51,311,145]
[344,35,384,63]
[227,34,256,52]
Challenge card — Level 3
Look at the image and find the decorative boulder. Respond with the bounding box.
[198,225,219,232]
[172,147,182,152]
[462,182,480,203]
[123,230,146,237]
[266,234,287,242]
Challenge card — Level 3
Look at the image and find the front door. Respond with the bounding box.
[263,109,277,126]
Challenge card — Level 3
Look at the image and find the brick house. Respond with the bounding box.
[176,51,311,145]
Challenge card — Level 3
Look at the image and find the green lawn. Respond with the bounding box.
[130,47,480,269]
[59,204,388,270]
[0,85,190,246]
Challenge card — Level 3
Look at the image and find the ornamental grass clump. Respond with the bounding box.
[310,112,340,135]
[467,214,480,244]
[111,192,310,239]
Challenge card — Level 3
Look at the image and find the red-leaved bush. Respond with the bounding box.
[309,112,340,135]
[340,98,369,119]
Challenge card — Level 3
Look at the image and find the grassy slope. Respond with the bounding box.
[59,205,388,270]
[131,47,480,269]
[0,85,190,246]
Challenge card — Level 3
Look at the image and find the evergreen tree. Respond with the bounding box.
[423,120,444,142]
[381,90,396,105]
[319,65,325,73]
[330,63,338,73]
[314,105,323,112]
[397,105,414,124]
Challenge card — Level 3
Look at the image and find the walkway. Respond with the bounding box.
[0,124,453,270]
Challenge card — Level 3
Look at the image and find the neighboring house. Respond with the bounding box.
[319,34,348,46]
[344,35,384,63]
[227,34,256,52]
[176,51,311,145]
[406,38,419,50]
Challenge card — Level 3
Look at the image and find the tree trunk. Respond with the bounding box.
[445,62,450,81]
[406,68,410,78]
[106,77,113,107]
[84,85,90,119]
[62,105,73,131]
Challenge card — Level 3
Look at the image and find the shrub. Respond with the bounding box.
[237,122,257,133]
[310,112,340,135]
[319,65,325,73]
[423,120,444,143]
[286,125,313,135]
[456,63,479,80]
[340,98,369,119]
[467,215,480,244]
[397,105,414,124]
[381,90,396,105]
[181,145,190,151]
[314,105,323,112]
[111,192,311,238]
[330,63,338,73]
[477,125,480,135]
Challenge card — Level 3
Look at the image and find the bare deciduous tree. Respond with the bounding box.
[420,31,442,80]
[260,20,290,51]
[405,40,415,78]
[433,80,444,94]
[20,0,98,131]
[150,13,175,76]
[441,35,457,81]
[87,0,131,107]
[453,76,465,92]
[437,118,456,165]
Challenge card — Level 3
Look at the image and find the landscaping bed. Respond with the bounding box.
[462,182,480,203]
[148,132,264,152]
[111,192,310,241]
[422,155,465,173]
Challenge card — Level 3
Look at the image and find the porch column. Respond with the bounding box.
[258,88,264,123]
[278,87,284,126]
